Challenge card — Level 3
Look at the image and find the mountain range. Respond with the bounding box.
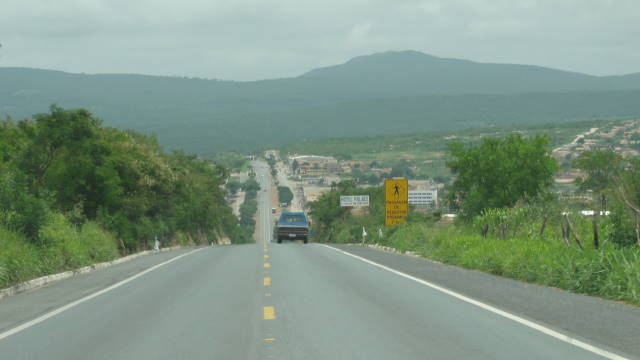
[2,50,640,153]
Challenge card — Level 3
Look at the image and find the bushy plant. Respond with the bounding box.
[447,135,557,219]
[0,171,49,240]
[173,231,192,246]
[38,213,90,271]
[79,221,119,262]
[0,228,43,287]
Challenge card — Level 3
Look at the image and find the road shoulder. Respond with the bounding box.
[329,243,640,359]
[0,247,197,333]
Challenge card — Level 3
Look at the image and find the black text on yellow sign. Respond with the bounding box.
[385,178,408,226]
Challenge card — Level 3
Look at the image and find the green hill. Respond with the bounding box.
[2,50,640,153]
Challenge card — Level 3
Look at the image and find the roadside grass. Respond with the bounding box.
[0,215,119,289]
[0,228,42,288]
[373,223,640,306]
[318,212,640,306]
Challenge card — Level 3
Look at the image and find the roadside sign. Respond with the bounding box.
[340,195,369,207]
[408,190,437,206]
[385,179,408,226]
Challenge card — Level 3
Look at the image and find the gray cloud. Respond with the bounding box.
[1,0,639,80]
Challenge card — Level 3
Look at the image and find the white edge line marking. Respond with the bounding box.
[319,244,628,360]
[0,247,203,341]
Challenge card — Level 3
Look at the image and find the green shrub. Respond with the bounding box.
[174,231,192,246]
[0,263,5,286]
[386,223,430,253]
[0,228,42,288]
[0,215,123,289]
[277,186,294,205]
[38,213,90,271]
[79,221,119,262]
[0,172,49,240]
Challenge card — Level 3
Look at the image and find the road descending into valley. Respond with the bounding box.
[0,161,638,360]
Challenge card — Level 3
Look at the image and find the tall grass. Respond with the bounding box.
[318,210,640,306]
[0,228,42,287]
[0,214,119,289]
[379,223,640,306]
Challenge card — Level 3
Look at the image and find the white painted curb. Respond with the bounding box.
[358,242,422,258]
[0,246,182,301]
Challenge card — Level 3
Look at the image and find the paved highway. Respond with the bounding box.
[0,161,638,359]
[275,161,304,211]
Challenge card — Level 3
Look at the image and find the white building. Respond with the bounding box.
[409,189,438,208]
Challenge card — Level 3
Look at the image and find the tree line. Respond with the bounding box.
[1,106,244,254]
[238,176,260,241]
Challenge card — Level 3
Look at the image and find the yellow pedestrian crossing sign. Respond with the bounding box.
[385,178,408,226]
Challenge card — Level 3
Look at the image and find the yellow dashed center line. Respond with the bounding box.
[265,293,272,297]
[264,338,275,343]
[264,254,269,259]
[263,277,271,286]
[263,306,276,320]
[264,263,270,268]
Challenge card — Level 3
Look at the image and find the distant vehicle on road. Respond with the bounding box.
[275,212,310,244]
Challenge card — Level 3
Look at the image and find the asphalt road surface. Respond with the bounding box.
[0,162,638,359]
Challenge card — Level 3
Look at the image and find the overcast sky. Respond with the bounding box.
[1,0,639,81]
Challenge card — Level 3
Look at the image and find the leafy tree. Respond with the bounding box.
[241,179,261,193]
[226,179,242,195]
[447,135,557,219]
[433,175,448,184]
[1,106,244,250]
[16,106,120,219]
[277,186,294,205]
[573,150,624,248]
[0,169,49,240]
[309,191,347,237]
[336,180,356,192]
[573,150,623,192]
[390,160,414,178]
[266,156,276,168]
[607,156,640,246]
[364,173,380,185]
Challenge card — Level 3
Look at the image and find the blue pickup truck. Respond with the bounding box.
[274,212,310,244]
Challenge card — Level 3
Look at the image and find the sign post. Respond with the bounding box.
[384,179,408,226]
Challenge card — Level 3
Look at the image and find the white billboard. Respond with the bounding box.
[340,195,370,207]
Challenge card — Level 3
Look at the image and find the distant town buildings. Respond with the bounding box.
[408,180,438,208]
[553,119,640,186]
[289,155,339,177]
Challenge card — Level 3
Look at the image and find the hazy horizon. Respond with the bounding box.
[1,1,639,81]
[3,50,640,82]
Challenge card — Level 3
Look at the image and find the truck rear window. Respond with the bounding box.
[283,215,305,223]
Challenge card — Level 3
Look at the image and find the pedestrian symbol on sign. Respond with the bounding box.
[384,179,408,226]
